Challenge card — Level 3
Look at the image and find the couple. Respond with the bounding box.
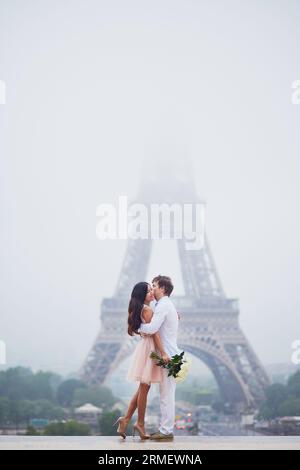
[114,275,181,441]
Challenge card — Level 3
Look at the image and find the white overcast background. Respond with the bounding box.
[0,0,300,377]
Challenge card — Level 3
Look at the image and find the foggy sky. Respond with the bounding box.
[0,0,300,376]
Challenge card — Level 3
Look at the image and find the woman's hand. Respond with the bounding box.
[161,352,171,363]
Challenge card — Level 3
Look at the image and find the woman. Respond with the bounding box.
[113,281,170,439]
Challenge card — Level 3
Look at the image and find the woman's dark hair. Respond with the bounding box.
[127,282,149,336]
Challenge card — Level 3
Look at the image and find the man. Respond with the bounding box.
[138,275,181,440]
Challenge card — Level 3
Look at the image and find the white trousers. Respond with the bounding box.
[159,368,176,435]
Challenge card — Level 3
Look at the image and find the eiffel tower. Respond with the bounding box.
[80,161,270,408]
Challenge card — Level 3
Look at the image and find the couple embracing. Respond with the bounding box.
[114,275,181,441]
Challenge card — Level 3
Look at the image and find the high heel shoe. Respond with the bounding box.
[113,416,127,439]
[132,423,150,440]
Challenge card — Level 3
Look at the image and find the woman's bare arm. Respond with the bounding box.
[152,332,166,356]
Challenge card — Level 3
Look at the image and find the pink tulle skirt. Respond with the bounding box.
[126,336,163,385]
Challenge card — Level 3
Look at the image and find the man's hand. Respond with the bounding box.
[161,352,171,363]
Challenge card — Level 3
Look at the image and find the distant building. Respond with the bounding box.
[241,412,255,427]
[74,403,102,425]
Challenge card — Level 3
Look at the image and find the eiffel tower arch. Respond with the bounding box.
[80,166,270,408]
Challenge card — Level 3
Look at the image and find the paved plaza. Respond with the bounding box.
[0,436,299,450]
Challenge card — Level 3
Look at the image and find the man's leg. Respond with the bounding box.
[159,369,176,435]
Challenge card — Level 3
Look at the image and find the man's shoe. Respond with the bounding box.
[149,431,174,440]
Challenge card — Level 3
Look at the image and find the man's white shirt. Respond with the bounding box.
[138,295,181,357]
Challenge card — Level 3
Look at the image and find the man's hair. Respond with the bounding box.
[152,275,174,296]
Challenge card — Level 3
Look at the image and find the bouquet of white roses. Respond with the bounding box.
[150,350,191,383]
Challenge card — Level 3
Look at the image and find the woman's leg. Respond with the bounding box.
[122,385,140,428]
[137,383,151,429]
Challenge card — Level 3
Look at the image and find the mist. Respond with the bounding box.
[0,0,300,377]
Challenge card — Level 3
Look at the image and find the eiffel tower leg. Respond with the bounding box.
[115,239,152,297]
[79,333,123,385]
[208,356,251,406]
[181,343,254,407]
[224,338,271,403]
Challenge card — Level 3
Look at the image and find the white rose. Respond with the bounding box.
[175,368,188,383]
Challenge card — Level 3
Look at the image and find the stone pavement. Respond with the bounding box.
[0,436,299,450]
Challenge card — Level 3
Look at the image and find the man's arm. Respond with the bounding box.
[138,304,167,335]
